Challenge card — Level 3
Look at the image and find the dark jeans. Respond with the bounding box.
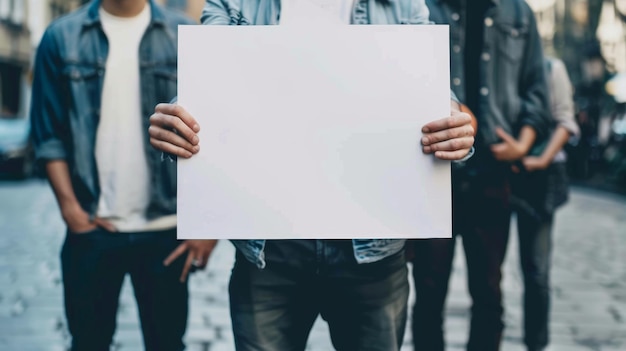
[229,240,409,351]
[61,227,188,351]
[412,172,511,351]
[517,212,553,351]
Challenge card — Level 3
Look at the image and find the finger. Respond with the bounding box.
[164,242,188,266]
[433,148,472,161]
[422,113,471,133]
[148,126,200,154]
[180,252,194,283]
[197,249,214,269]
[71,223,98,234]
[150,112,199,146]
[150,137,194,158]
[422,124,474,146]
[423,137,474,154]
[94,218,117,232]
[490,142,507,154]
[155,103,200,133]
[494,127,517,145]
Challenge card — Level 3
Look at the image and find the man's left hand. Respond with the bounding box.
[164,239,218,283]
[421,105,475,161]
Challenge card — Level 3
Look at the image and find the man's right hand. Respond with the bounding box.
[62,202,116,234]
[149,103,201,158]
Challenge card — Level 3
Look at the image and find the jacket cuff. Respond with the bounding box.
[452,146,475,164]
[161,152,177,162]
[35,139,67,161]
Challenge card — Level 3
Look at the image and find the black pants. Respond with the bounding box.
[229,240,409,351]
[61,227,188,351]
[412,173,511,351]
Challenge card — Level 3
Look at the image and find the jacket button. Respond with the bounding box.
[484,17,494,27]
[453,78,461,86]
[453,45,461,53]
[480,87,489,96]
[482,53,491,61]
[451,13,460,21]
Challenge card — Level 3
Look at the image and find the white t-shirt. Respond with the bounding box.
[280,0,354,24]
[96,5,176,232]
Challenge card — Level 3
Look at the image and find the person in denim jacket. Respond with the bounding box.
[410,1,552,351]
[30,1,216,350]
[150,0,475,350]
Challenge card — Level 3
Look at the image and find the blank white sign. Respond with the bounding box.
[177,24,451,239]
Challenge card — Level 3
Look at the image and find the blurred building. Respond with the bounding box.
[0,0,30,119]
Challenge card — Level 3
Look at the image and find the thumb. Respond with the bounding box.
[94,218,117,232]
[495,127,516,145]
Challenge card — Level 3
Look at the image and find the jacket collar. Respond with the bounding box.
[83,0,164,28]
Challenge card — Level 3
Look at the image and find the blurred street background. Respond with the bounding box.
[1,0,626,350]
[0,179,625,350]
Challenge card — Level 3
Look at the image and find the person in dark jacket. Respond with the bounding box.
[411,1,552,350]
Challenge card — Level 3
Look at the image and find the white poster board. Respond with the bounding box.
[177,24,451,240]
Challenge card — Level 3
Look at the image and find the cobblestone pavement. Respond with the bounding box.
[0,178,624,351]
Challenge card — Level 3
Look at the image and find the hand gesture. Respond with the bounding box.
[164,239,218,282]
[421,107,475,160]
[490,127,527,161]
[149,103,201,158]
[62,203,116,234]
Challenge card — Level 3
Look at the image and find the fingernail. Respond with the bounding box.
[185,151,193,158]
[422,127,430,133]
[421,136,429,145]
[193,145,200,153]
[192,135,199,144]
[423,146,431,153]
[193,124,200,132]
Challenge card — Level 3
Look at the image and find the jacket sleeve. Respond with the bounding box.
[549,59,580,137]
[408,0,432,24]
[517,4,552,141]
[30,27,68,163]
[201,0,232,24]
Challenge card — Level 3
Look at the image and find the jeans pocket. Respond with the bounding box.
[67,226,102,237]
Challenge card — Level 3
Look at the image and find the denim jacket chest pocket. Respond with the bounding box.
[495,21,528,64]
[143,62,178,105]
[62,63,103,116]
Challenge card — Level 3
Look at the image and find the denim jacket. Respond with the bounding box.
[30,0,194,220]
[425,0,551,146]
[200,0,437,268]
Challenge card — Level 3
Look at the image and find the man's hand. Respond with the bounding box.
[149,103,201,158]
[164,239,218,283]
[490,127,531,161]
[61,202,116,234]
[421,105,475,160]
[521,156,550,172]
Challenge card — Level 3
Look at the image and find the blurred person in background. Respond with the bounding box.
[29,0,216,350]
[411,0,552,350]
[507,56,580,351]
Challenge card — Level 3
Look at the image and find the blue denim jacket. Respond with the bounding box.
[201,0,435,268]
[30,0,194,219]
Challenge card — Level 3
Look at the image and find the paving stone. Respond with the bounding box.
[0,181,625,350]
